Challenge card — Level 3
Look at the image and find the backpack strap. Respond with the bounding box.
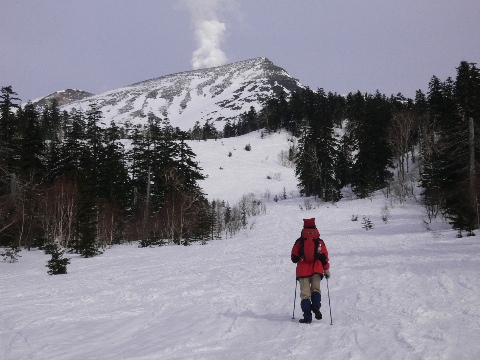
[299,237,305,260]
[317,239,327,265]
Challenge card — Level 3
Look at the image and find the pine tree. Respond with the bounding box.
[41,98,62,141]
[209,200,218,240]
[454,61,480,229]
[75,181,101,257]
[223,120,235,138]
[66,104,103,257]
[84,103,105,198]
[58,108,86,181]
[46,245,70,275]
[348,92,393,198]
[295,120,316,196]
[420,64,480,232]
[189,199,212,244]
[0,86,21,173]
[100,120,131,208]
[16,102,44,178]
[176,132,205,189]
[294,89,342,201]
[191,121,203,140]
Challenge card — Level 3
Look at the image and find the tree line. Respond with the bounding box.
[0,89,259,265]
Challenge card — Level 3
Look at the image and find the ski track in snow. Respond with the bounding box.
[2,132,480,359]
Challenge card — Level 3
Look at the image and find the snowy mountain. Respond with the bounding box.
[58,57,303,130]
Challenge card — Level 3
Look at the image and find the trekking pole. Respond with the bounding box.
[292,279,298,319]
[326,277,333,325]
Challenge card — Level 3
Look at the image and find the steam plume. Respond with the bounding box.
[180,0,230,69]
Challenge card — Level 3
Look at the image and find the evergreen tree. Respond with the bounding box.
[0,86,21,173]
[191,121,203,140]
[454,61,480,229]
[42,98,62,141]
[16,102,44,178]
[189,199,212,244]
[176,132,205,189]
[74,180,101,257]
[223,120,235,138]
[46,245,70,275]
[295,120,316,196]
[84,103,105,198]
[202,120,217,140]
[295,89,342,201]
[420,63,480,231]
[58,108,86,181]
[101,120,131,208]
[348,92,393,198]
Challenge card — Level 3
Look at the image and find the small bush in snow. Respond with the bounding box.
[304,199,312,210]
[362,216,373,230]
[138,234,166,248]
[381,205,390,223]
[351,214,358,222]
[1,245,22,263]
[244,143,251,151]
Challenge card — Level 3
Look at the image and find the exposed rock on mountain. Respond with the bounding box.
[30,89,94,108]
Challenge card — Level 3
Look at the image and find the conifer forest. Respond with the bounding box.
[1,61,479,264]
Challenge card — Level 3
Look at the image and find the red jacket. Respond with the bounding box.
[291,228,330,279]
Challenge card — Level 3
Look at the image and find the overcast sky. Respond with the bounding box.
[2,0,479,102]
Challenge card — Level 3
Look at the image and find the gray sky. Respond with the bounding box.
[2,0,479,102]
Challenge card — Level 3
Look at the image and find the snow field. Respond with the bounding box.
[189,131,298,204]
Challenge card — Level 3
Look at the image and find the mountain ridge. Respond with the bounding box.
[51,57,303,130]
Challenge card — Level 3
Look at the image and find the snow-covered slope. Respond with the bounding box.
[188,130,298,204]
[59,57,302,131]
[2,131,480,360]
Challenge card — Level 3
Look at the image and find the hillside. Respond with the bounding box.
[2,131,480,359]
[55,57,302,131]
[188,131,298,204]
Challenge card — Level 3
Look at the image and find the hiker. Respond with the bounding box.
[291,218,330,324]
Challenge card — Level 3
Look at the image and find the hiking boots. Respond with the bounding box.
[311,292,322,320]
[300,299,313,323]
[312,307,322,320]
[299,318,312,324]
